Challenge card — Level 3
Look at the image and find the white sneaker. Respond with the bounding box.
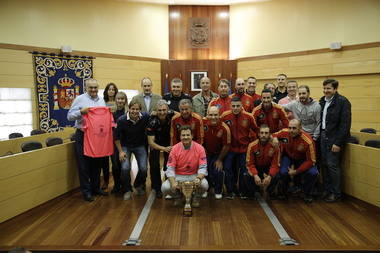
[215,194,223,200]
[201,192,208,198]
[165,194,173,199]
[123,191,132,200]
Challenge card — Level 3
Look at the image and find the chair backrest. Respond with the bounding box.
[360,128,377,134]
[8,132,23,139]
[30,129,46,136]
[21,141,43,152]
[364,140,380,149]
[45,137,63,147]
[347,136,359,144]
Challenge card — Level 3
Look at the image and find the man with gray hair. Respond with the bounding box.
[282,85,321,140]
[170,99,204,145]
[163,78,192,112]
[192,76,218,117]
[130,77,162,113]
[146,99,177,198]
[67,78,108,202]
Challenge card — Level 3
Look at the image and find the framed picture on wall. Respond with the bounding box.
[191,71,207,91]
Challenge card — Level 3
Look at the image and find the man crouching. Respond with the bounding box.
[161,125,208,211]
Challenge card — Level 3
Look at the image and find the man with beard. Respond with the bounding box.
[230,78,254,112]
[146,100,176,198]
[319,79,351,202]
[163,78,192,112]
[221,97,258,199]
[274,73,288,103]
[282,85,321,141]
[246,124,280,198]
[203,106,231,199]
[209,79,232,115]
[252,89,289,133]
[170,99,203,145]
[193,76,218,117]
[272,119,318,203]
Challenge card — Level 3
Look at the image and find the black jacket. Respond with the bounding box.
[319,92,351,147]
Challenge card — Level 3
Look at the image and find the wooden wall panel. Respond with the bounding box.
[169,5,229,60]
[238,46,380,132]
[161,60,237,97]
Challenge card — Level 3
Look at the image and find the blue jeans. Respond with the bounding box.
[279,155,318,195]
[320,131,343,197]
[120,145,148,192]
[207,154,226,194]
[224,152,248,195]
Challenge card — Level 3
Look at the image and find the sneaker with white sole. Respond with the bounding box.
[201,192,208,198]
[123,191,132,200]
[215,194,223,200]
[165,194,173,199]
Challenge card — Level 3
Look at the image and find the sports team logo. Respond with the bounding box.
[216,129,223,138]
[241,119,248,127]
[272,111,278,119]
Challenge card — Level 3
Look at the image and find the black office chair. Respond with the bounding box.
[364,140,380,149]
[21,141,43,152]
[46,137,63,147]
[30,129,46,135]
[360,128,377,134]
[347,136,359,144]
[8,132,23,139]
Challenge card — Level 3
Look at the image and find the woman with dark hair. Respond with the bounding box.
[103,82,118,112]
[110,92,128,194]
[101,82,119,191]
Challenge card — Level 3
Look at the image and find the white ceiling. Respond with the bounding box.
[123,0,269,5]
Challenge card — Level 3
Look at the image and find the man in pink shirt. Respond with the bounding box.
[161,125,208,207]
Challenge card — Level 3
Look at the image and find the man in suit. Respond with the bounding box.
[319,79,351,202]
[131,77,161,113]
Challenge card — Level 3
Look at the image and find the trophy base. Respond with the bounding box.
[183,208,192,217]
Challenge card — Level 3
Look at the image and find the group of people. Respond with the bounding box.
[68,73,351,206]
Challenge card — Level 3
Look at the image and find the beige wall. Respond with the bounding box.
[238,45,380,131]
[0,0,169,59]
[230,0,380,58]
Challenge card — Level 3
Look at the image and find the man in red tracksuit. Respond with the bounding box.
[245,76,261,107]
[246,124,280,197]
[170,99,203,145]
[209,79,232,115]
[229,77,254,113]
[203,106,231,199]
[221,97,258,199]
[272,119,318,203]
[252,88,289,133]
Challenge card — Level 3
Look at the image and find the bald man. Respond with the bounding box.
[193,77,218,117]
[272,119,318,203]
[230,78,254,112]
[202,106,231,199]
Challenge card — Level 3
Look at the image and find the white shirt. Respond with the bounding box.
[322,95,334,130]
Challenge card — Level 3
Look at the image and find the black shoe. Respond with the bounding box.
[304,195,313,204]
[156,191,163,199]
[277,194,287,200]
[324,194,340,203]
[84,194,94,202]
[111,187,121,194]
[94,190,109,196]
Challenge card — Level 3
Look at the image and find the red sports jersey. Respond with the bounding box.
[202,119,231,155]
[246,140,280,177]
[252,103,289,133]
[221,110,258,153]
[230,93,254,112]
[248,92,261,105]
[170,112,204,145]
[209,96,232,115]
[272,129,316,173]
[83,106,115,158]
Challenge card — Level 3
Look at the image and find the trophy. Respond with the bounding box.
[179,181,196,217]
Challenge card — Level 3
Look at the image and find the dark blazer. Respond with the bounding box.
[319,92,351,147]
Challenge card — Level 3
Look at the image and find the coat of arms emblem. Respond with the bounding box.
[53,74,79,110]
[188,17,210,48]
